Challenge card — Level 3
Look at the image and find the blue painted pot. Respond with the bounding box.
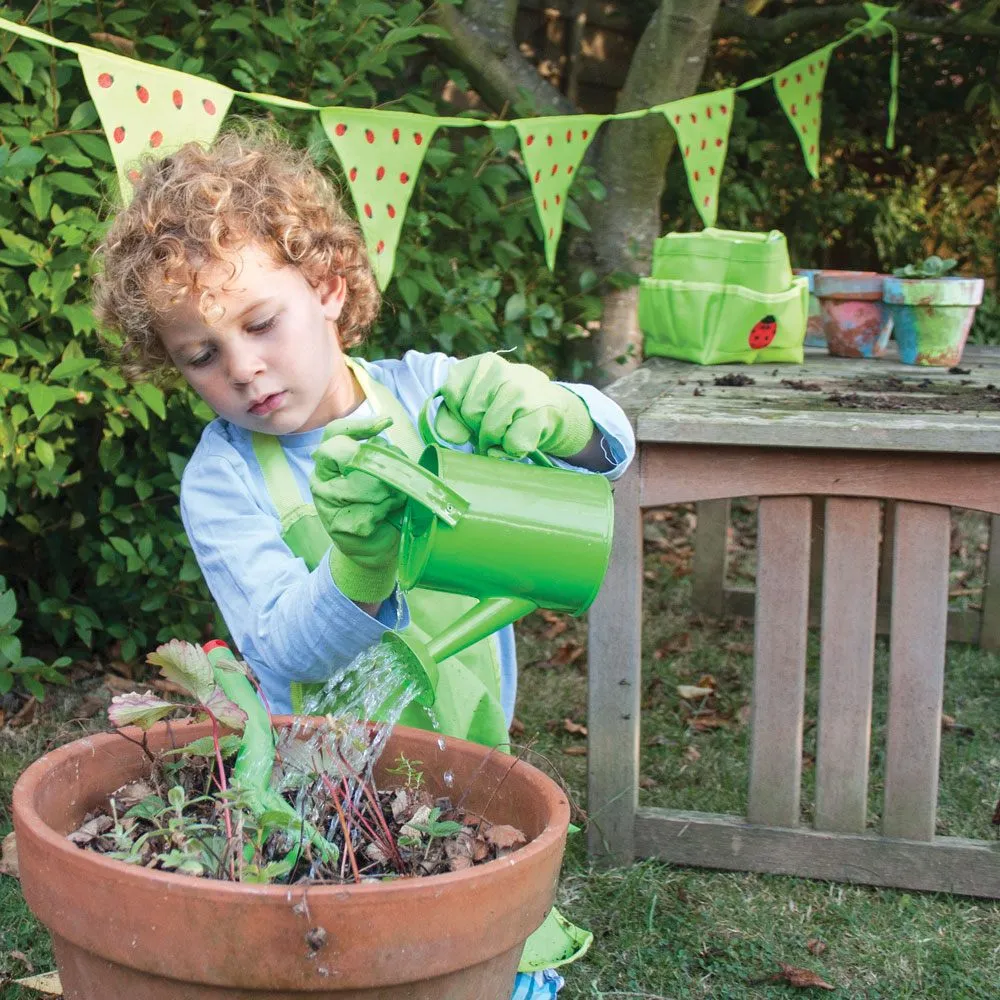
[882,276,985,367]
[813,271,892,358]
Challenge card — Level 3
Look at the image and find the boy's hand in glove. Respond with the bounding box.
[309,416,405,605]
[435,353,595,460]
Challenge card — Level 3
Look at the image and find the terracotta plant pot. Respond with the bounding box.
[813,270,892,358]
[13,719,570,1000]
[882,275,985,367]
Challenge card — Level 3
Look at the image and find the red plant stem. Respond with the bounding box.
[208,712,236,880]
[334,756,403,870]
[321,774,361,883]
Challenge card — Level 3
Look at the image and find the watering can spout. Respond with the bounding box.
[382,596,537,707]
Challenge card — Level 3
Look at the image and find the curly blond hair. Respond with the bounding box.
[92,120,380,380]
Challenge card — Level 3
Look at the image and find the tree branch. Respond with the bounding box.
[713,2,1000,41]
[427,2,576,117]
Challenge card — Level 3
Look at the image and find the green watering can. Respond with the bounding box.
[346,394,614,703]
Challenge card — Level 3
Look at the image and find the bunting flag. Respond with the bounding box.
[510,116,605,269]
[772,46,833,179]
[662,90,735,227]
[74,47,234,200]
[0,7,900,284]
[319,108,441,290]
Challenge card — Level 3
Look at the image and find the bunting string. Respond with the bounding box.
[0,6,901,288]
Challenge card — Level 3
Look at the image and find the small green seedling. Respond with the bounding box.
[892,255,958,279]
[385,753,425,790]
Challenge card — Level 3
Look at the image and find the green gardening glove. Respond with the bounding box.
[436,353,594,459]
[309,416,406,605]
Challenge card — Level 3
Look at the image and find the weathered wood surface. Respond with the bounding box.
[586,465,642,863]
[814,498,880,834]
[982,515,1000,650]
[634,809,1000,898]
[605,346,1000,453]
[748,498,811,828]
[883,503,951,841]
[640,444,1000,515]
[692,500,730,615]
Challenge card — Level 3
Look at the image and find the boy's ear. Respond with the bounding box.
[319,275,348,322]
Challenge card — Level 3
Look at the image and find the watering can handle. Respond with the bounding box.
[419,391,556,469]
[346,441,470,528]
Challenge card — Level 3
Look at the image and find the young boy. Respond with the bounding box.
[94,121,635,993]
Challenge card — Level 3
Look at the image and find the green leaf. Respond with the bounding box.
[28,175,52,220]
[162,734,242,759]
[6,52,34,85]
[110,536,138,559]
[147,639,215,703]
[34,437,55,469]
[0,633,20,665]
[133,382,166,419]
[50,357,99,380]
[67,101,98,130]
[504,292,527,323]
[108,691,178,730]
[27,382,57,420]
[47,172,100,199]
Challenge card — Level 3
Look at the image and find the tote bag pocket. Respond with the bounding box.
[639,277,809,365]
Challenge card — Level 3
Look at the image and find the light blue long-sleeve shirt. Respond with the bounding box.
[179,350,636,717]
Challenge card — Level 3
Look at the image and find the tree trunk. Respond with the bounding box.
[588,0,721,383]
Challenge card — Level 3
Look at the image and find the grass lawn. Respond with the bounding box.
[2,503,998,998]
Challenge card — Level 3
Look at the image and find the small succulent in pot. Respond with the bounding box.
[892,255,958,279]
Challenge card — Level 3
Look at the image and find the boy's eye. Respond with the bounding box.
[247,316,275,334]
[188,349,215,368]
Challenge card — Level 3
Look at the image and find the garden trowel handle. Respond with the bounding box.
[345,441,471,528]
[418,391,555,469]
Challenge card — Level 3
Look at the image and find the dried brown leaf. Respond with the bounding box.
[547,640,584,668]
[539,610,569,640]
[638,775,658,789]
[806,939,827,957]
[0,831,19,879]
[508,717,525,736]
[690,713,730,732]
[682,745,701,763]
[563,745,587,756]
[485,824,527,850]
[563,717,588,737]
[67,815,114,846]
[677,685,715,701]
[9,950,33,972]
[778,963,835,990]
[653,632,692,659]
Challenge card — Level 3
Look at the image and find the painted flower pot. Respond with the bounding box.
[882,276,985,367]
[813,270,892,358]
[793,268,825,347]
[13,719,570,1000]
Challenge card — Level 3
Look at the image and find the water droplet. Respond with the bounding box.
[437,737,446,751]
[443,770,455,787]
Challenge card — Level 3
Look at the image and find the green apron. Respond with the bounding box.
[250,357,591,971]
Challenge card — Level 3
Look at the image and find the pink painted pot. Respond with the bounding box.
[814,271,892,358]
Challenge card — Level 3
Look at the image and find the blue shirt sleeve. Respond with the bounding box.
[179,444,407,715]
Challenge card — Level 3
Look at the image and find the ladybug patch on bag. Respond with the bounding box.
[748,315,777,350]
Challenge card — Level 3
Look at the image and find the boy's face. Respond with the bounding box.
[157,243,356,435]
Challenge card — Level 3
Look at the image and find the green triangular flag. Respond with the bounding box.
[75,47,234,202]
[511,116,605,270]
[772,46,833,179]
[320,108,440,290]
[662,90,735,227]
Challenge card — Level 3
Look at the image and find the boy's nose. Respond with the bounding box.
[228,348,266,385]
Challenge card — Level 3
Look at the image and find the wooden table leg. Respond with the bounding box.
[980,515,1000,651]
[587,464,643,863]
[692,499,730,616]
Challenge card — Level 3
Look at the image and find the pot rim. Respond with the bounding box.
[13,719,570,901]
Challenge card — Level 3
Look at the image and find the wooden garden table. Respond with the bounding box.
[587,345,1000,897]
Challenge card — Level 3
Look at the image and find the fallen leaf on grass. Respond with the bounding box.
[0,831,19,878]
[563,746,587,756]
[508,717,525,736]
[538,609,568,640]
[725,642,754,656]
[806,939,827,956]
[9,696,37,728]
[563,717,588,737]
[653,632,692,659]
[690,713,730,732]
[682,745,701,763]
[638,775,658,789]
[14,971,63,995]
[776,963,835,990]
[9,950,33,972]
[677,685,715,701]
[941,713,975,736]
